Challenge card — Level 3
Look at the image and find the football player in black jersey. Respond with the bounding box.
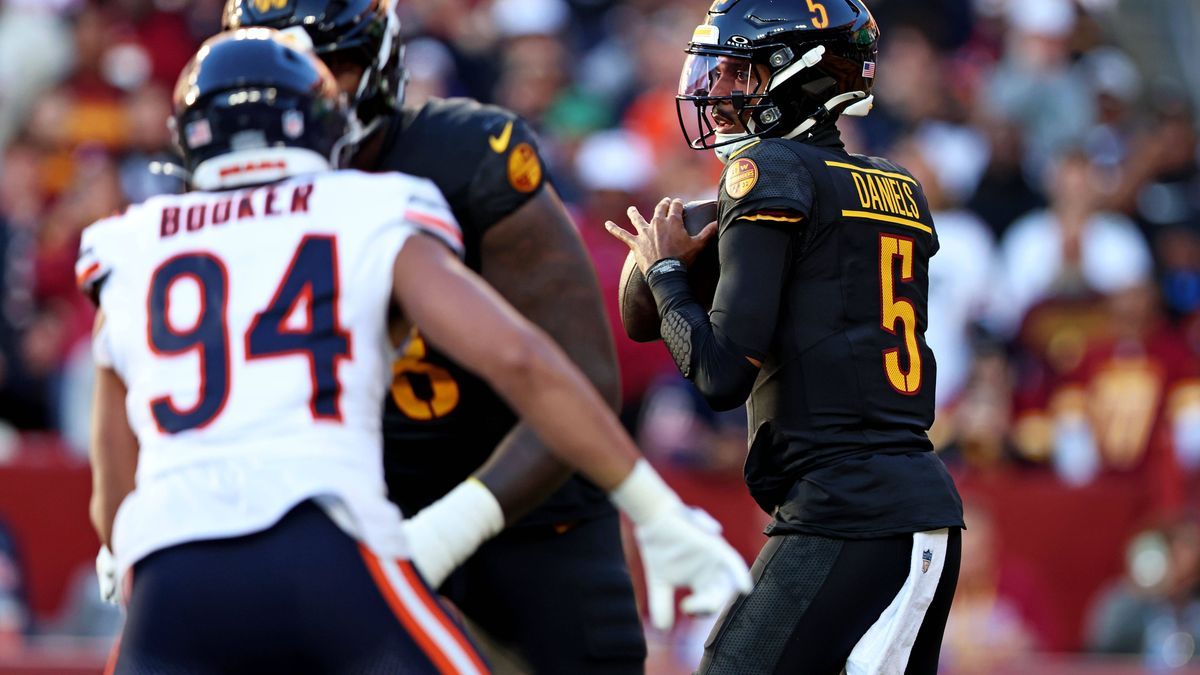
[221,1,662,672]
[607,1,965,672]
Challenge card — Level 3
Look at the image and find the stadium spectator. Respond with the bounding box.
[0,139,49,429]
[0,521,28,652]
[1043,280,1200,501]
[1087,515,1200,669]
[0,0,74,151]
[966,116,1046,240]
[999,149,1152,328]
[986,0,1096,177]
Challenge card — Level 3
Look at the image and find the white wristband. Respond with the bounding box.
[609,459,682,525]
[404,478,504,582]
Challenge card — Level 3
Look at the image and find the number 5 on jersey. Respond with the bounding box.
[879,233,921,395]
[147,236,350,433]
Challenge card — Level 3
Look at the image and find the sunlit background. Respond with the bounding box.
[0,0,1198,672]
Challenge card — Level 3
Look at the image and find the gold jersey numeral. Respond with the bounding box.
[390,333,460,420]
[879,234,922,395]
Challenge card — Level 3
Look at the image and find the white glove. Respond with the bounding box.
[400,478,504,588]
[96,546,118,605]
[611,460,752,630]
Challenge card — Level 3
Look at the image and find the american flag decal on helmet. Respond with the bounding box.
[186,119,213,149]
[862,61,876,79]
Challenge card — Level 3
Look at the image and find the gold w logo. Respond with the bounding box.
[252,0,289,12]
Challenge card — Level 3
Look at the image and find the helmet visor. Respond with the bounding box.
[677,53,761,100]
[676,52,768,150]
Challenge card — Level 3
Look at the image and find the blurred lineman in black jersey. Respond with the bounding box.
[608,1,965,672]
[223,1,751,672]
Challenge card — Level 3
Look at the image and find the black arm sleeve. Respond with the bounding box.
[648,219,794,411]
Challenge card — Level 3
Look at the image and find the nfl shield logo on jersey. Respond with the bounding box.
[921,549,933,573]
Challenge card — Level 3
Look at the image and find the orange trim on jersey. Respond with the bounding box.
[103,633,121,675]
[77,262,101,290]
[405,210,463,247]
[738,213,805,223]
[396,560,489,675]
[358,545,467,675]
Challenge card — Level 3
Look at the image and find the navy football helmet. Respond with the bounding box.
[677,0,880,154]
[172,28,349,190]
[222,0,404,131]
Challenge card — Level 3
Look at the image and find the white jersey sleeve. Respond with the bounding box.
[76,210,139,372]
[389,172,463,256]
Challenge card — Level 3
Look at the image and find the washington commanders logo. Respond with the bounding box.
[252,0,289,13]
[507,142,542,194]
[725,158,759,198]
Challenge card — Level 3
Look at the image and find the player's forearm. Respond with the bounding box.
[474,185,622,519]
[480,185,621,409]
[479,327,638,491]
[89,450,136,549]
[473,427,573,523]
[396,236,637,493]
[651,219,792,409]
[89,367,139,548]
[89,491,123,550]
[649,267,761,411]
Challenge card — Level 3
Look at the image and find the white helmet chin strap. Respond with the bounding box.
[332,114,380,167]
[782,92,873,140]
[713,133,756,163]
[336,5,399,164]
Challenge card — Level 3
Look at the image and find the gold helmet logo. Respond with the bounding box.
[252,0,289,12]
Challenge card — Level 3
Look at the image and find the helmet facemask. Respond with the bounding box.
[222,0,407,148]
[315,6,405,150]
[676,51,779,154]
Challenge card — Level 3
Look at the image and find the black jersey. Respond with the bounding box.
[373,98,610,525]
[716,136,963,538]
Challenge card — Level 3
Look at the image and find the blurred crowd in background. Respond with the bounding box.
[0,0,1199,671]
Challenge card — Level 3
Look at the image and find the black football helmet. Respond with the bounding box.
[677,0,880,153]
[222,0,404,130]
[172,28,349,190]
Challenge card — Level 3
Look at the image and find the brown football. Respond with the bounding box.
[618,200,720,343]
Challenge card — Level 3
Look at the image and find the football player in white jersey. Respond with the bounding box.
[81,29,749,673]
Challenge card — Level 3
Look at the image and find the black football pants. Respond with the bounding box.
[698,528,961,675]
[440,511,646,675]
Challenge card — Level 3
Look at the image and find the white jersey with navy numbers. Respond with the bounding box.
[77,169,462,580]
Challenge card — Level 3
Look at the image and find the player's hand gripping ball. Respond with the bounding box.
[610,199,720,343]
